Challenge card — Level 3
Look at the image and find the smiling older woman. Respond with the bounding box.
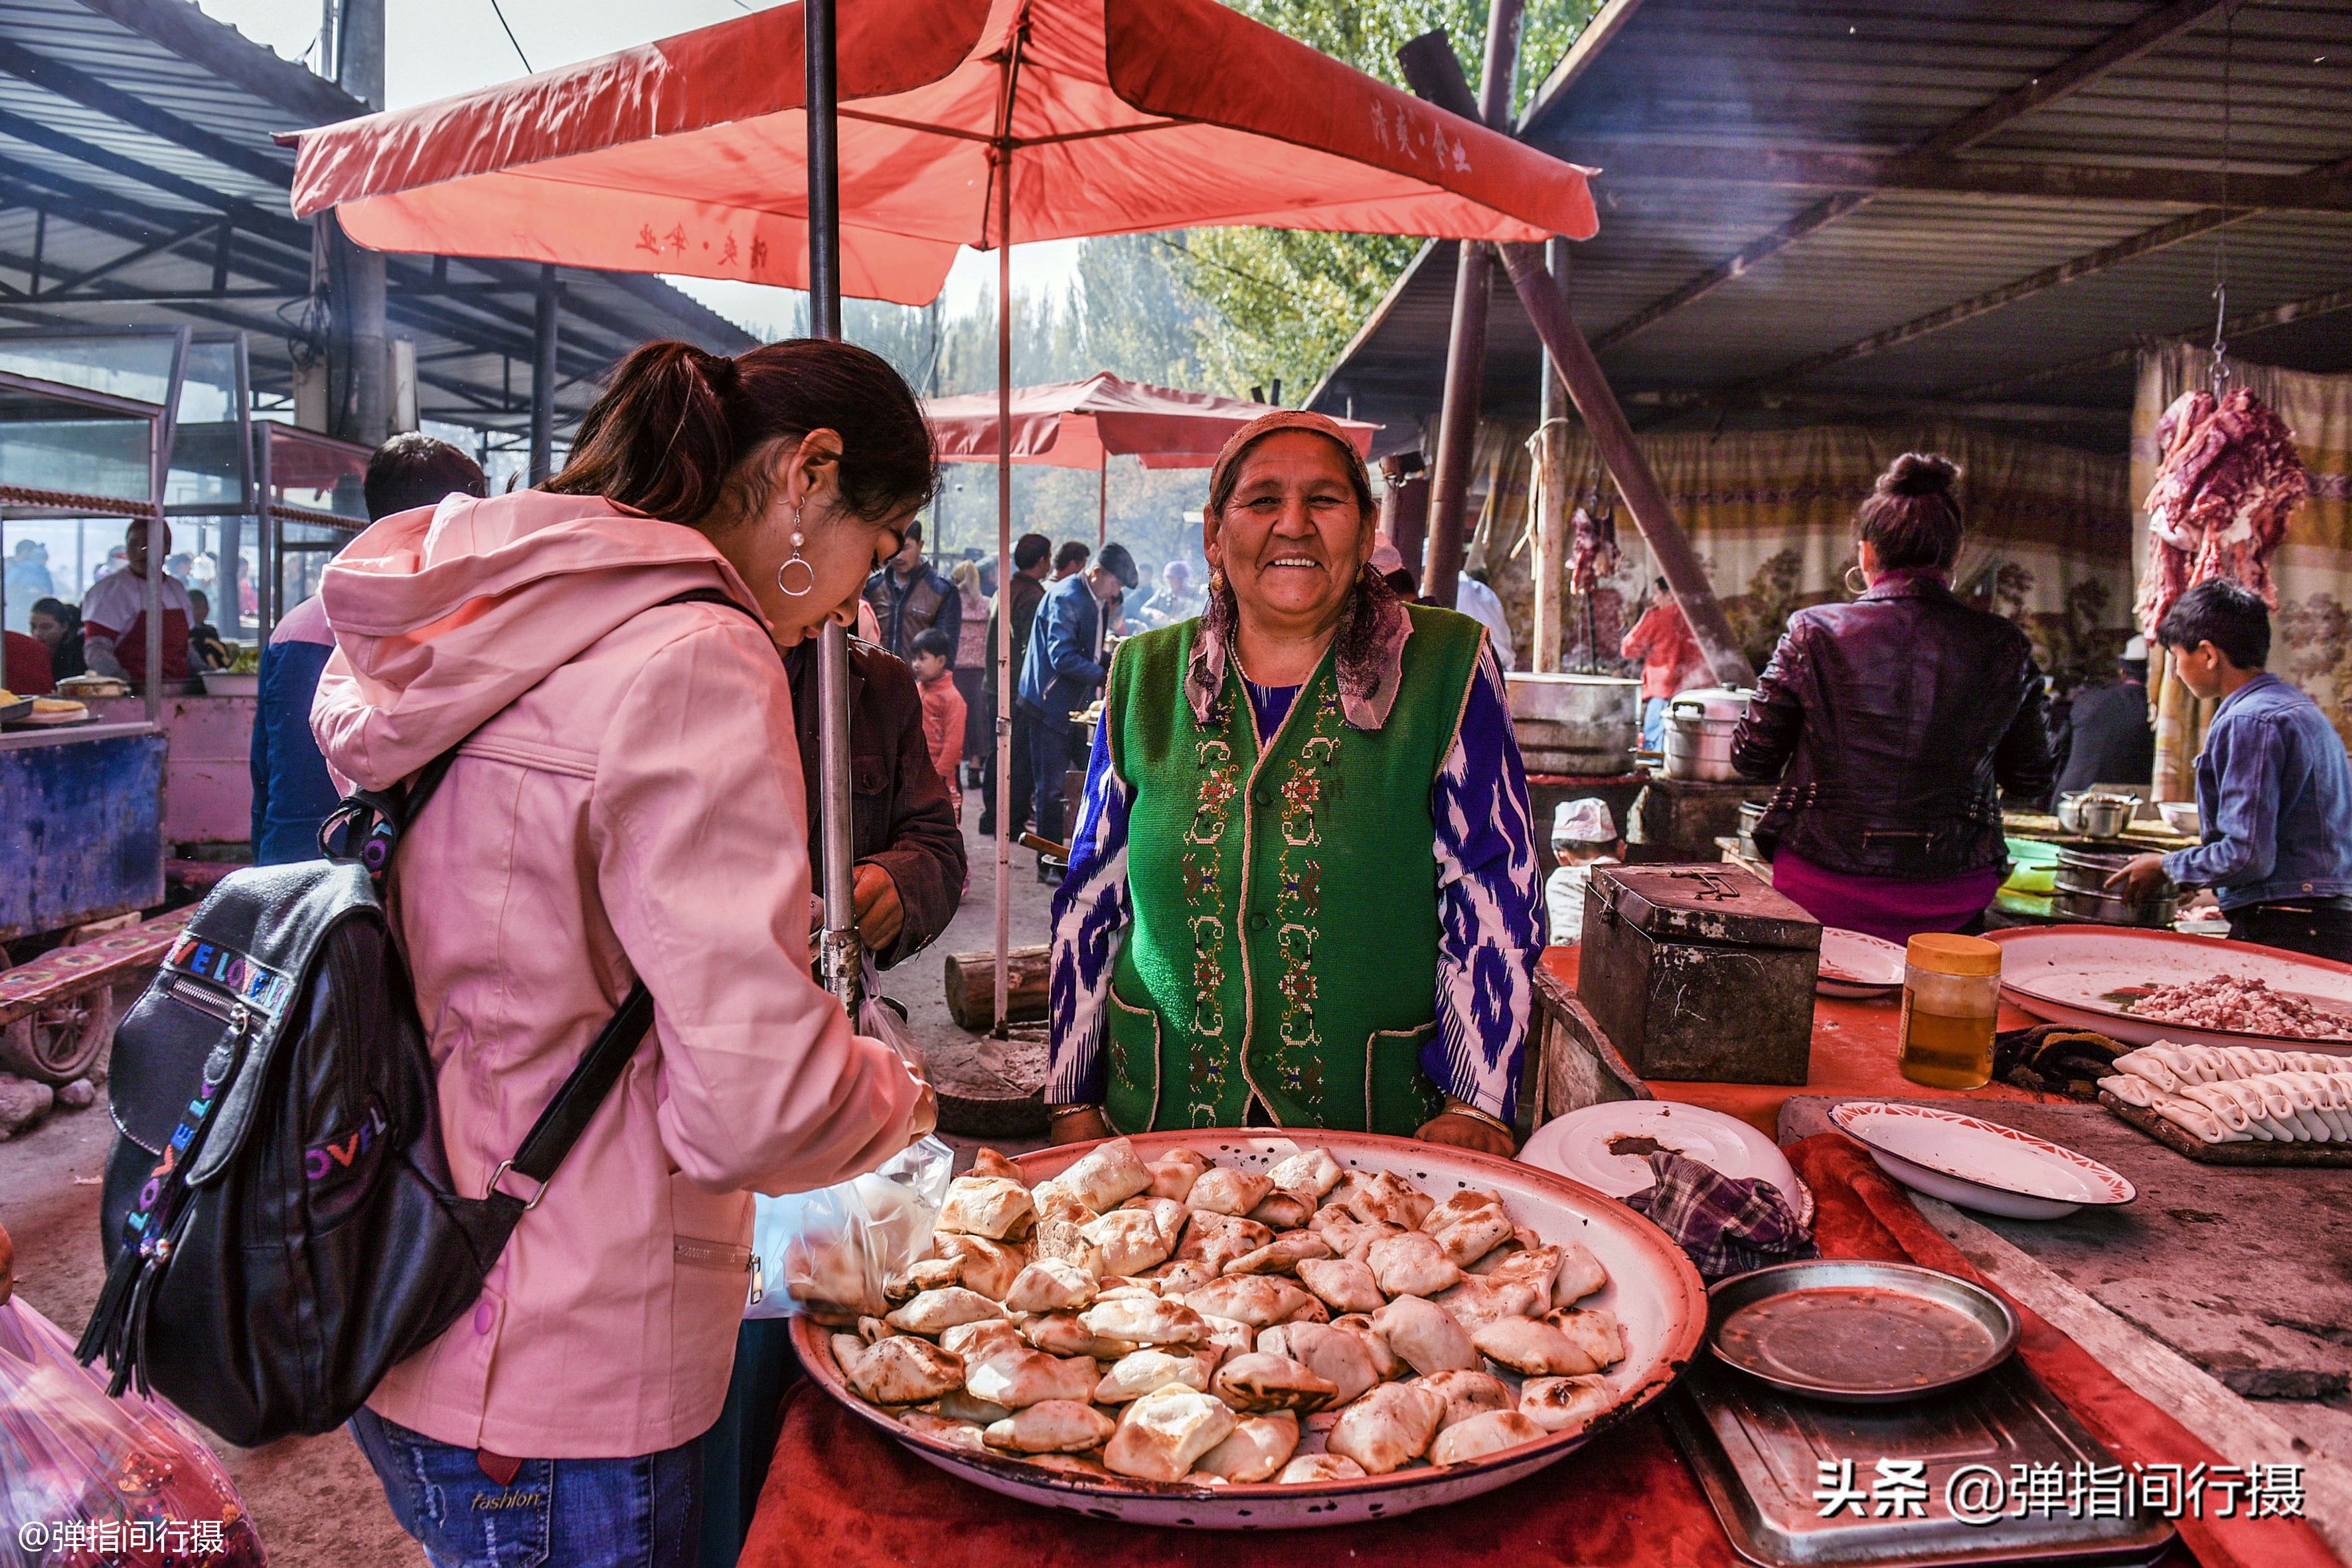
[1043,412,1543,1156]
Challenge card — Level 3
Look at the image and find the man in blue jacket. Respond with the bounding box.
[2112,580,2352,960]
[249,434,484,862]
[1018,541,1135,850]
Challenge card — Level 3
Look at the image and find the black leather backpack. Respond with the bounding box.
[77,717,653,1449]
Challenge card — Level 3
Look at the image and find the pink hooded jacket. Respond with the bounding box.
[311,489,923,1458]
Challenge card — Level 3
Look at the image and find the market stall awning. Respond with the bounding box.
[924,372,1379,469]
[285,0,1598,307]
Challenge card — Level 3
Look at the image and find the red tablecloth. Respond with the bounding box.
[741,1135,2341,1568]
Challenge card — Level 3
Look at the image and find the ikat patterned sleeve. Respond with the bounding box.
[1045,716,1133,1104]
[1427,645,1544,1121]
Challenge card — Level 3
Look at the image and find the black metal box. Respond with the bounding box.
[1577,863,1820,1085]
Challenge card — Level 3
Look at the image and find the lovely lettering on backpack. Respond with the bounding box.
[304,1103,390,1182]
[163,933,294,1014]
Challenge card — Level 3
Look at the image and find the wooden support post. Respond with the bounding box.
[1494,242,1754,687]
[1531,234,1570,673]
[1401,1,1522,609]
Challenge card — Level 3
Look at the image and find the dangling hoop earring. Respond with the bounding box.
[1843,565,1869,597]
[775,504,816,597]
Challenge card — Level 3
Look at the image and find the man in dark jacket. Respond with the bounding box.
[1018,542,1134,844]
[783,635,967,968]
[2050,636,2154,799]
[862,520,960,662]
[980,532,1052,838]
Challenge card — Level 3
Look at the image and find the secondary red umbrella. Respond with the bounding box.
[928,372,1378,470]
[926,371,1380,542]
[289,0,1598,1028]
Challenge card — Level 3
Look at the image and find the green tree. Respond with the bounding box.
[1173,0,1599,399]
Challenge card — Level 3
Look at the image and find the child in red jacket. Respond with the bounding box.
[910,627,967,826]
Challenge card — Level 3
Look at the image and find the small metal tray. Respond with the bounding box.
[0,696,31,725]
[1668,1356,2177,1568]
[1711,1261,2019,1405]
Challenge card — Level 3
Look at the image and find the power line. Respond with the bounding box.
[485,0,533,73]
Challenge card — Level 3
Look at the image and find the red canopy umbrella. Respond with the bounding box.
[289,0,1592,297]
[289,0,1597,1028]
[925,371,1381,542]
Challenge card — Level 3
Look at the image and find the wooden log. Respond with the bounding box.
[944,944,1050,1032]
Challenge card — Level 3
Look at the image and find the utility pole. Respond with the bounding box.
[333,0,390,449]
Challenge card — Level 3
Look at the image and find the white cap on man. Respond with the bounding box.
[1552,797,1616,847]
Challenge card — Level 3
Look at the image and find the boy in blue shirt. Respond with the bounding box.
[2112,580,2352,961]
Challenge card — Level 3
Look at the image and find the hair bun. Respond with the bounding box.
[1880,452,1958,499]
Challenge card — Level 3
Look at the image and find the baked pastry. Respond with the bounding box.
[1327,1382,1442,1474]
[1519,1373,1614,1434]
[1193,1411,1300,1482]
[1428,1409,1545,1466]
[1103,1385,1236,1482]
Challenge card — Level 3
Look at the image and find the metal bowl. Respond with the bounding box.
[792,1129,1709,1529]
[1707,1259,2019,1404]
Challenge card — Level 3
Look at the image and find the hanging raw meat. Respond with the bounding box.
[2134,386,2310,637]
[1565,499,1621,593]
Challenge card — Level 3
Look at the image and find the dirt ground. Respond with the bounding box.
[0,800,1054,1562]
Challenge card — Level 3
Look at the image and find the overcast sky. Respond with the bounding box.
[195,0,1082,333]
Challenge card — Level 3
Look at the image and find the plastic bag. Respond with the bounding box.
[745,991,953,1323]
[0,1297,265,1566]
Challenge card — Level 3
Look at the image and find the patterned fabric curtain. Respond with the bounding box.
[2135,345,2352,800]
[1462,420,2134,682]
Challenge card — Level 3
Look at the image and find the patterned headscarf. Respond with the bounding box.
[1191,411,1409,733]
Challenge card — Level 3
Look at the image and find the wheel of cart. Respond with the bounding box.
[0,980,116,1085]
[0,907,198,1087]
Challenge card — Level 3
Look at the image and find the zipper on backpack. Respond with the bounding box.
[165,975,251,1038]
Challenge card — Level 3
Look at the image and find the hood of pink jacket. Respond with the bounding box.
[313,489,765,791]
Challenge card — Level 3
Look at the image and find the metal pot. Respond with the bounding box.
[1504,672,1640,776]
[2057,790,2138,840]
[2053,844,2177,927]
[1662,688,1752,783]
[1737,799,1767,859]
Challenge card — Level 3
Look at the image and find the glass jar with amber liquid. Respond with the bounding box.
[1898,933,2002,1090]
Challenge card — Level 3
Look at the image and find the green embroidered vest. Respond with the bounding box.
[1103,606,1486,1136]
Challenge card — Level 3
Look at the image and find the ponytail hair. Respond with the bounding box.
[547,337,937,527]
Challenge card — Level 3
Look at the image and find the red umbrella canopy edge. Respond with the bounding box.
[288,0,1599,308]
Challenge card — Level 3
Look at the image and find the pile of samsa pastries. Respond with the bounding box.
[826,1137,1630,1486]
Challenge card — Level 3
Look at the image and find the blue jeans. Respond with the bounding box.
[351,1407,703,1568]
[1641,695,1669,752]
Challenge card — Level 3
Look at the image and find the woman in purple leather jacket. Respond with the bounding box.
[1731,453,2055,943]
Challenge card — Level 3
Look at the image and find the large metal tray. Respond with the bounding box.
[791,1129,1709,1529]
[1668,1356,2176,1567]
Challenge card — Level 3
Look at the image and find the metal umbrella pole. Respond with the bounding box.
[989,28,1028,1034]
[807,0,860,1008]
[990,142,1014,1033]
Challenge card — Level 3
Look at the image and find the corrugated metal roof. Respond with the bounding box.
[1313,0,2352,448]
[0,0,755,436]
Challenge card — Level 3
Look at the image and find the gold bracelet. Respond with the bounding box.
[1046,1103,1103,1122]
[1442,1100,1516,1138]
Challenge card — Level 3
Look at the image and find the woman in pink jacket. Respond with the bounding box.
[313,338,937,1567]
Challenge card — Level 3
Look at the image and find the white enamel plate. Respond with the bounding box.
[1831,1101,2135,1220]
